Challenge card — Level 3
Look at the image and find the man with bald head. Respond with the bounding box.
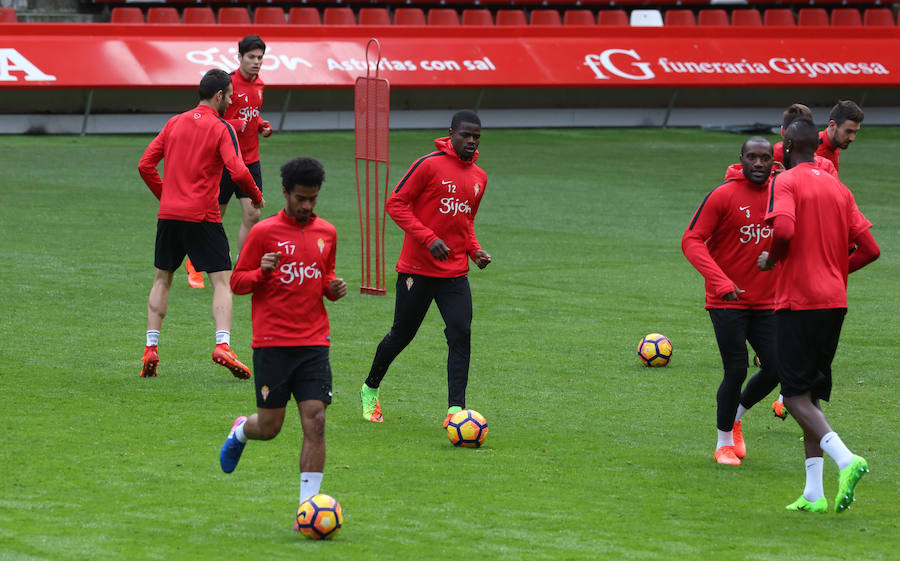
[758,118,879,513]
[683,136,778,466]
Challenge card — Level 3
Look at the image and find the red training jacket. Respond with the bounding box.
[387,137,488,278]
[139,104,262,222]
[816,129,841,171]
[223,71,270,165]
[231,210,339,348]
[772,142,838,179]
[682,164,774,309]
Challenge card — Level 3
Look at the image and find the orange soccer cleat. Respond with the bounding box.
[212,343,251,380]
[714,445,741,466]
[732,420,746,459]
[185,259,204,289]
[140,345,159,377]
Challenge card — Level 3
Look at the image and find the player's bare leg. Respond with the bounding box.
[220,408,287,473]
[237,197,261,251]
[299,400,327,502]
[208,270,250,379]
[142,268,173,377]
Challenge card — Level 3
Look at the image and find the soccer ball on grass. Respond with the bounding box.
[446,409,488,448]
[637,333,673,367]
[295,493,343,540]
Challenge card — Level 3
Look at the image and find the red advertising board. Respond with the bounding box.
[1,24,899,89]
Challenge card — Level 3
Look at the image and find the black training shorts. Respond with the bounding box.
[154,219,231,273]
[252,346,333,409]
[219,161,262,205]
[775,308,846,402]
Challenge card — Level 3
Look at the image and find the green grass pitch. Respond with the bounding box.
[0,126,897,561]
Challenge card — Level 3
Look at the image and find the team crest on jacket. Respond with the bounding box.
[317,238,325,254]
[474,183,480,197]
[406,276,414,291]
[260,385,270,402]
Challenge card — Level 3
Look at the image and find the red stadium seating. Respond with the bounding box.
[496,9,527,26]
[597,10,628,26]
[147,7,179,24]
[254,7,286,25]
[863,8,895,26]
[564,10,595,26]
[358,8,391,25]
[764,9,795,27]
[530,10,562,26]
[698,9,729,26]
[183,7,215,25]
[428,9,460,26]
[218,7,250,25]
[289,7,320,25]
[394,8,426,26]
[110,7,144,24]
[731,9,762,27]
[0,7,16,22]
[665,9,696,26]
[462,9,493,26]
[323,7,355,25]
[797,8,828,26]
[831,8,862,26]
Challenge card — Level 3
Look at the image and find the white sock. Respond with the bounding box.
[716,429,734,450]
[735,404,749,422]
[233,420,247,443]
[146,330,160,347]
[820,431,854,470]
[216,330,230,345]
[777,394,784,404]
[803,457,825,502]
[300,472,323,503]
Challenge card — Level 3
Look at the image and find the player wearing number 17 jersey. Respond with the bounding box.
[682,137,778,466]
[360,110,492,428]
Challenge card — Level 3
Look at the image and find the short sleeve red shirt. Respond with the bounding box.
[815,129,841,171]
[764,162,872,310]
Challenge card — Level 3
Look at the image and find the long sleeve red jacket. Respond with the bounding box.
[387,137,488,278]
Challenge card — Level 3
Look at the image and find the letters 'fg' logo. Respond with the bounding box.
[583,49,655,81]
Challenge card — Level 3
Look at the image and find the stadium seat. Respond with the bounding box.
[496,9,527,26]
[797,9,828,27]
[731,9,762,27]
[323,8,355,25]
[394,8,426,26]
[530,10,562,26]
[255,7,286,25]
[110,7,144,24]
[764,9,795,27]
[462,9,493,26]
[358,8,391,25]
[218,8,251,25]
[564,10,595,26]
[664,10,696,26]
[698,9,728,26]
[863,8,895,26]
[0,7,15,22]
[289,7,321,25]
[630,10,663,27]
[831,8,862,26]
[146,7,178,24]
[428,9,460,26]
[183,7,215,25]
[597,10,628,26]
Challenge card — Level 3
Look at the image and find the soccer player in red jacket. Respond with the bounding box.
[138,69,265,379]
[360,110,492,427]
[683,137,777,466]
[758,118,879,513]
[220,157,347,519]
[816,100,864,172]
[185,35,273,289]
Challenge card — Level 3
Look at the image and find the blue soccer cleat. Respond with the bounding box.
[219,416,247,474]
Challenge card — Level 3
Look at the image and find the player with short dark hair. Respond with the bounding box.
[683,136,778,465]
[758,118,879,513]
[360,110,492,427]
[220,157,347,521]
[138,68,265,379]
[817,100,864,172]
[185,35,274,289]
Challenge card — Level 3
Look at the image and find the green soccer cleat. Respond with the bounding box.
[835,455,868,513]
[785,496,828,513]
[442,406,463,429]
[360,383,383,423]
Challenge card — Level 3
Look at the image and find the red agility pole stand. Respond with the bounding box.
[354,38,390,295]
